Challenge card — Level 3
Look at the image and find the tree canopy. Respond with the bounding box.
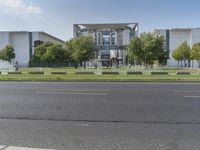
[191,42,200,67]
[172,41,190,67]
[0,45,15,62]
[30,36,96,68]
[30,41,66,64]
[65,36,96,67]
[128,32,166,66]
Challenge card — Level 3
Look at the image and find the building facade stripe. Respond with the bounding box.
[29,32,33,59]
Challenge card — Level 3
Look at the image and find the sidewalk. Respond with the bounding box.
[0,146,55,150]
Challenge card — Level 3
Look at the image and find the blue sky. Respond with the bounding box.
[0,0,200,41]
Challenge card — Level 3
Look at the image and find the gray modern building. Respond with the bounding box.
[74,23,139,66]
[156,28,200,67]
[0,31,65,66]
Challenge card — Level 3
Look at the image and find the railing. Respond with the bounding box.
[0,60,15,71]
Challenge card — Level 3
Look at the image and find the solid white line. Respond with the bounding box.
[45,89,111,92]
[0,146,55,150]
[176,91,200,93]
[184,96,200,98]
[0,145,7,149]
[36,91,108,96]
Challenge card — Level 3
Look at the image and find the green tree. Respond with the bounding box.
[172,41,190,68]
[64,39,74,65]
[191,42,200,68]
[172,48,181,67]
[43,44,65,63]
[34,42,53,62]
[68,36,96,68]
[128,37,143,65]
[0,45,15,62]
[30,42,67,66]
[128,32,166,67]
[34,40,43,47]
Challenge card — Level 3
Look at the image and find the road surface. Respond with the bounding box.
[0,82,200,150]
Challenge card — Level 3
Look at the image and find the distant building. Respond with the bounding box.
[0,31,65,66]
[74,23,139,66]
[156,28,200,67]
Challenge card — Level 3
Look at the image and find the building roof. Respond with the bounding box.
[155,27,200,31]
[74,23,138,30]
[0,31,65,43]
[38,31,65,43]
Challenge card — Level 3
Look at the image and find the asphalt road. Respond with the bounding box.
[0,82,200,150]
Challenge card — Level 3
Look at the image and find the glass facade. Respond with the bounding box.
[74,23,138,66]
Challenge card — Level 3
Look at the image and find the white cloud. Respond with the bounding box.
[0,0,42,16]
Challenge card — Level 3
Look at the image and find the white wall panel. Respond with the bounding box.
[0,32,10,49]
[38,32,64,46]
[191,29,200,45]
[10,32,29,66]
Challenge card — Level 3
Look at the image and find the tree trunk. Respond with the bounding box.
[192,60,194,68]
[181,61,183,68]
[199,60,200,68]
[184,60,186,68]
[188,60,190,68]
[83,62,86,69]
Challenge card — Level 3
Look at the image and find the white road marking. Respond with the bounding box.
[36,91,108,96]
[0,145,7,149]
[0,146,55,150]
[45,89,111,92]
[77,123,89,127]
[176,91,200,93]
[184,96,200,98]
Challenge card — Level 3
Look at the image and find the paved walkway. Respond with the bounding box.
[0,146,55,150]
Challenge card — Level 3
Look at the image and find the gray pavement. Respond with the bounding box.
[0,82,200,149]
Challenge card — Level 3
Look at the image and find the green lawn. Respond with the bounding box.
[17,66,200,74]
[0,67,199,81]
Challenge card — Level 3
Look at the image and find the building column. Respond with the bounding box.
[29,32,33,59]
[109,32,112,46]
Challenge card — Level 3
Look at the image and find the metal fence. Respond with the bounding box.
[0,60,15,71]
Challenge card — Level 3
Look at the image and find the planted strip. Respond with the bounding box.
[151,72,168,75]
[51,72,67,75]
[127,71,143,75]
[29,72,44,75]
[75,71,94,74]
[8,72,22,74]
[102,72,119,75]
[176,72,191,75]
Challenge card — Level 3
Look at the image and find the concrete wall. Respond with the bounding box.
[157,28,200,67]
[168,29,191,67]
[0,31,64,67]
[9,32,30,67]
[191,29,200,68]
[191,29,200,45]
[37,32,64,46]
[0,32,10,49]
